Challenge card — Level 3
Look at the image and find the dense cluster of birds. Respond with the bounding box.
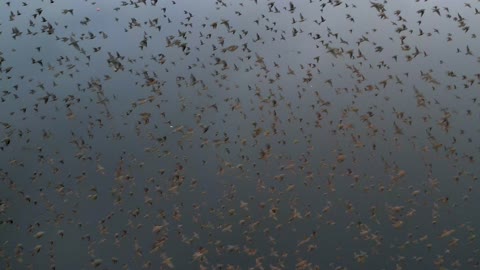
[1,0,480,269]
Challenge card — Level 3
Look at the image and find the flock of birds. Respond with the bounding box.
[1,0,480,269]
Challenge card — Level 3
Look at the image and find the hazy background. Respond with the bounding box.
[1,0,480,269]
